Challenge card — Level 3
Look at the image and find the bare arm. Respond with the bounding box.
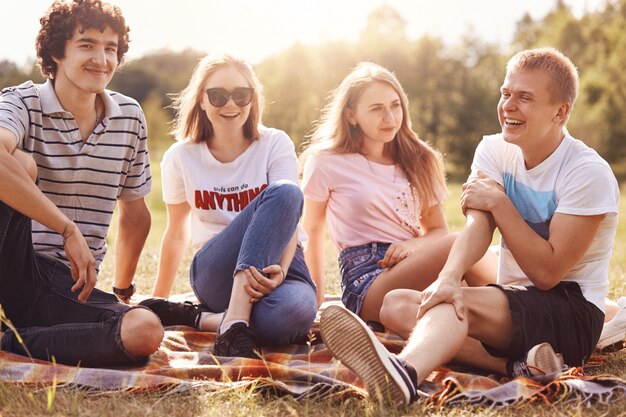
[302,197,328,306]
[416,202,449,239]
[378,203,449,268]
[491,199,602,289]
[417,209,496,320]
[152,202,191,298]
[0,128,96,302]
[114,197,151,302]
[462,173,603,290]
[438,209,495,281]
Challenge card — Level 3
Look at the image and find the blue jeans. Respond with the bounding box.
[0,201,147,367]
[191,181,317,346]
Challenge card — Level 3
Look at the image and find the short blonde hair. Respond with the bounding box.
[170,53,264,142]
[506,48,579,107]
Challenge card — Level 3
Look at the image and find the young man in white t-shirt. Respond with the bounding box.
[319,48,620,405]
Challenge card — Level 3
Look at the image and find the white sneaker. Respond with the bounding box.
[510,342,566,377]
[320,305,418,405]
[597,301,626,350]
[526,342,567,376]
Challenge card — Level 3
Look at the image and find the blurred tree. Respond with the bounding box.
[256,44,319,149]
[443,35,504,179]
[357,4,410,64]
[0,60,27,88]
[142,90,173,158]
[0,60,43,88]
[110,65,159,103]
[110,49,203,105]
[256,42,357,150]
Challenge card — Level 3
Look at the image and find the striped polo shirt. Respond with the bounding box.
[0,80,152,271]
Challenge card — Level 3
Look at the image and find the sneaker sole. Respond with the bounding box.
[527,342,565,375]
[320,305,410,405]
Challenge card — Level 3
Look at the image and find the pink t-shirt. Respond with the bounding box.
[302,152,444,252]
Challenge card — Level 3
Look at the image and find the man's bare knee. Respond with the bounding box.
[13,149,37,181]
[120,308,164,357]
[380,289,421,338]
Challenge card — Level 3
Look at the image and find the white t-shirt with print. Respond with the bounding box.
[161,127,301,248]
[471,132,619,311]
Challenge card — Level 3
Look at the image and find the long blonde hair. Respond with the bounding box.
[170,53,264,142]
[301,62,446,213]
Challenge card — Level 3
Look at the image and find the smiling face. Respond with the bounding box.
[53,26,119,95]
[347,81,403,151]
[498,68,569,154]
[199,66,252,135]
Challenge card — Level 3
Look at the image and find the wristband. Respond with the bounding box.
[113,283,136,298]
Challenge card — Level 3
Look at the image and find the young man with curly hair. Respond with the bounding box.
[0,0,163,367]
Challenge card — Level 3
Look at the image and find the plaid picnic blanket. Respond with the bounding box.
[1,300,625,409]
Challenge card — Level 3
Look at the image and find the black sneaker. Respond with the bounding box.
[213,322,261,358]
[139,298,209,328]
[320,305,418,405]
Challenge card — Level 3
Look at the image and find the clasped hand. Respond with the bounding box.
[244,265,285,302]
[417,276,465,321]
[461,171,504,215]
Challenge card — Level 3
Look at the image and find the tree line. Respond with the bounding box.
[2,0,625,180]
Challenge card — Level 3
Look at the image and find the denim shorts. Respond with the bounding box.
[338,242,390,315]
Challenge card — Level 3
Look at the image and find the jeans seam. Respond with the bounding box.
[16,286,46,327]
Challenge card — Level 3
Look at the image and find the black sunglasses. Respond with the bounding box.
[205,87,254,107]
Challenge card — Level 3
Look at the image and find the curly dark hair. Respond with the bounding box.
[36,0,130,78]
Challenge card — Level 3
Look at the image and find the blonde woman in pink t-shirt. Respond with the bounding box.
[301,63,496,325]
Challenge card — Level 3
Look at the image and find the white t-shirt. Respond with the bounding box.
[471,132,619,311]
[161,127,302,248]
[302,152,445,252]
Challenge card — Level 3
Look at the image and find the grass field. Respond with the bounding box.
[1,176,625,416]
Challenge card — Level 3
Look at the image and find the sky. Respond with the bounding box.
[0,0,606,67]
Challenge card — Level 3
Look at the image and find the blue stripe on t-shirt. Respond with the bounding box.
[502,171,557,227]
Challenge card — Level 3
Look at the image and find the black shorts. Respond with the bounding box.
[483,281,604,366]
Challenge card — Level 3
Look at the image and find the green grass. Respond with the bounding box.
[1,382,625,417]
[1,168,625,415]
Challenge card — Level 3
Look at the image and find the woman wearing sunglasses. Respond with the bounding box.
[141,54,317,358]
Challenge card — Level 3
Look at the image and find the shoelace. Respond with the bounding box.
[230,327,258,355]
[182,301,203,328]
[511,360,532,377]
